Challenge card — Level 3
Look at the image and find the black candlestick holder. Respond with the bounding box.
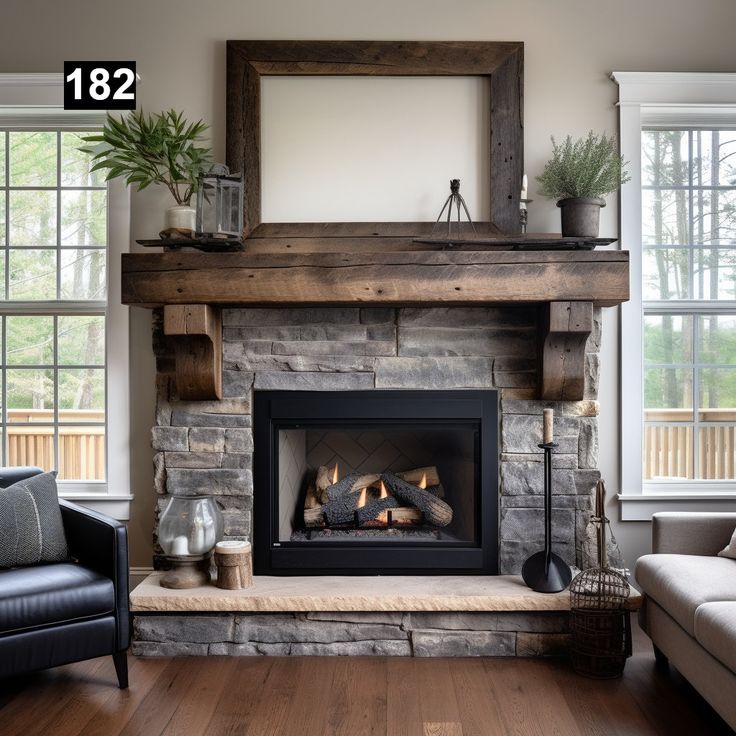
[519,198,533,234]
[521,442,572,593]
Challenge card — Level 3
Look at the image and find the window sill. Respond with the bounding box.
[58,492,134,521]
[618,493,736,521]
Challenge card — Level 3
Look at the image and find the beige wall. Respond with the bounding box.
[2,0,735,569]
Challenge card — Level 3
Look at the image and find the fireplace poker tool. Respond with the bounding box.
[521,441,573,593]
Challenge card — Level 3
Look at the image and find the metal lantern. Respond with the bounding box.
[195,164,243,239]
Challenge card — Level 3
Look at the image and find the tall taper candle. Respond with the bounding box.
[543,408,554,444]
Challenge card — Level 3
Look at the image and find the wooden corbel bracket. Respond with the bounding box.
[163,304,222,400]
[540,301,593,401]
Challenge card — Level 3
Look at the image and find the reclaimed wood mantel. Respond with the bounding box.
[122,246,629,401]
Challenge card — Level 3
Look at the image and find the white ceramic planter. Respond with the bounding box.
[165,205,196,233]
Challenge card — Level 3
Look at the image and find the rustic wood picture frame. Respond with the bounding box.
[226,40,524,240]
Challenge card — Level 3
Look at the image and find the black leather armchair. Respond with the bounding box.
[0,467,130,688]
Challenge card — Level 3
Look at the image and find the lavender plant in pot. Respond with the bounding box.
[79,110,212,236]
[537,131,630,238]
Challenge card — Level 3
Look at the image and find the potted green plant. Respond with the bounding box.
[536,131,630,238]
[79,109,212,234]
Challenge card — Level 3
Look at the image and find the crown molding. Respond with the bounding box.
[0,73,63,87]
[611,71,736,106]
[612,71,736,85]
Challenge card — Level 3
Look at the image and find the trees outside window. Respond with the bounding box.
[641,128,736,481]
[0,129,107,481]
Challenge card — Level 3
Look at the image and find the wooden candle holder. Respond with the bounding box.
[214,541,253,590]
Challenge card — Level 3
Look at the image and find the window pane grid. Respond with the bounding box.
[642,127,736,482]
[0,313,107,479]
[643,306,736,480]
[0,126,107,483]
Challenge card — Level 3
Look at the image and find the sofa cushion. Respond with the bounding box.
[635,554,736,636]
[694,602,736,674]
[0,471,68,568]
[0,562,114,634]
[719,527,736,559]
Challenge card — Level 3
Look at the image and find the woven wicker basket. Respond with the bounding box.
[570,609,631,678]
[570,481,632,678]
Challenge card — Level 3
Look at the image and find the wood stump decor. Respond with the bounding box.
[215,541,253,590]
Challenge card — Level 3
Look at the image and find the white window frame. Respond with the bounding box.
[0,74,132,519]
[612,72,736,520]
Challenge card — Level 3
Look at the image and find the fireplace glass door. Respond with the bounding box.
[254,390,498,574]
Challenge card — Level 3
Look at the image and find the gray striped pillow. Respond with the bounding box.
[0,472,69,569]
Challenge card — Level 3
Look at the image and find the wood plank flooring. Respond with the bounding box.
[0,625,731,736]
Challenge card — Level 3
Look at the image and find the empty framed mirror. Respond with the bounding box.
[226,40,524,240]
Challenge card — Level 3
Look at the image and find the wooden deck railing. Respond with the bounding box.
[645,409,736,480]
[4,408,733,482]
[6,410,105,481]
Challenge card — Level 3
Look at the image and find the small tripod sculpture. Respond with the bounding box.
[433,179,476,240]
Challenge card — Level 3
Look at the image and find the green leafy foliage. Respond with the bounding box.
[536,131,630,200]
[79,110,212,206]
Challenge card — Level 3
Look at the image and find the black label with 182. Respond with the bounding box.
[64,61,137,110]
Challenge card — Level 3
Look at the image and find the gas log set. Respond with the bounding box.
[300,464,454,532]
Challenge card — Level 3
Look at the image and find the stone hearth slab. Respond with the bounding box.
[131,573,641,613]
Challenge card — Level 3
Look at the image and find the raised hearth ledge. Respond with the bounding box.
[131,573,641,613]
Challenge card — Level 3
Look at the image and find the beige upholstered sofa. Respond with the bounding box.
[636,512,736,730]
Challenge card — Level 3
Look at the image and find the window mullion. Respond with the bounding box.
[53,314,59,475]
[643,301,736,315]
[0,301,106,316]
[689,131,696,302]
[56,129,61,302]
[2,316,6,468]
[692,314,700,480]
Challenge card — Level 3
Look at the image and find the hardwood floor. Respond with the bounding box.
[0,625,731,736]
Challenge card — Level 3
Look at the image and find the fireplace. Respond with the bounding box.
[253,390,498,575]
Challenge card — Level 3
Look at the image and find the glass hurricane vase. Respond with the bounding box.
[158,495,223,557]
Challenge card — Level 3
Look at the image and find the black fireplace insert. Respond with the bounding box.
[253,390,498,575]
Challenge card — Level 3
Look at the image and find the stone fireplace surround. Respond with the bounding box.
[152,304,602,573]
[134,304,603,656]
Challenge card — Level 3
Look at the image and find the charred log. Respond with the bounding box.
[381,471,453,527]
[355,496,399,526]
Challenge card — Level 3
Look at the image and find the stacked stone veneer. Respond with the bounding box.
[132,611,570,657]
[151,305,602,575]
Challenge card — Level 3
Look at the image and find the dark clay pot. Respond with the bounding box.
[557,197,605,238]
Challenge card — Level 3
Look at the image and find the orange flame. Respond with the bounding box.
[418,472,427,490]
[357,488,367,508]
[331,464,339,484]
[379,480,388,499]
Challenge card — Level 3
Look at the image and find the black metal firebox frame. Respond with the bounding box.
[253,390,499,575]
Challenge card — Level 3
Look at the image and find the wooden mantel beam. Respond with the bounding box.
[122,250,629,308]
[163,305,222,401]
